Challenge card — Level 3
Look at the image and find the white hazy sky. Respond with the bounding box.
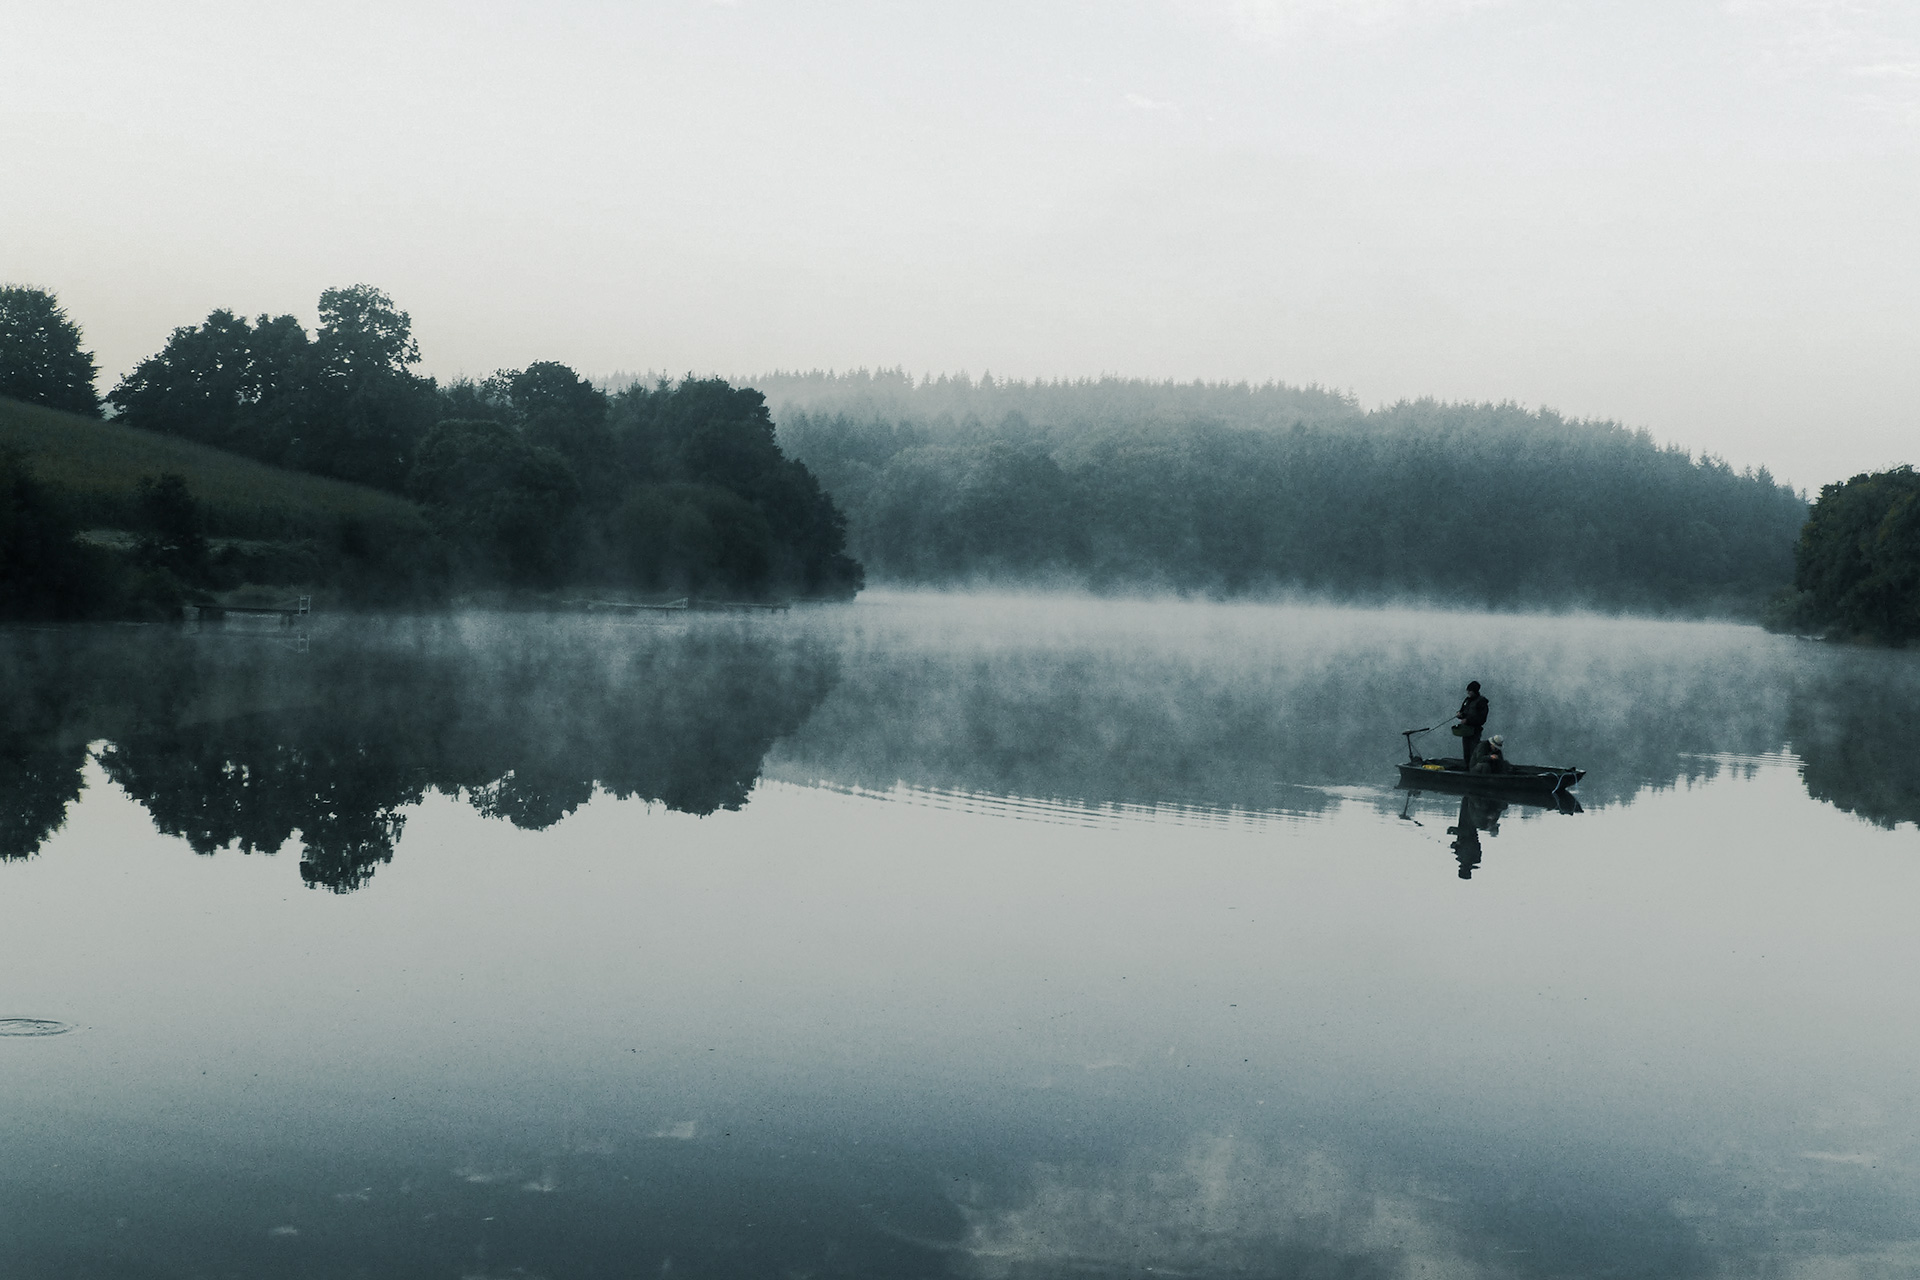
[3,0,1915,490]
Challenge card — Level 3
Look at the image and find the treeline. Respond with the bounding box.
[755,371,1809,610]
[0,286,860,619]
[1772,466,1920,645]
[109,287,860,598]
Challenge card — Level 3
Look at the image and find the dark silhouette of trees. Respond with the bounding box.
[108,310,313,463]
[0,286,98,415]
[0,450,117,620]
[0,744,88,861]
[301,285,436,490]
[134,473,210,578]
[110,285,434,491]
[605,378,861,596]
[1788,466,1920,645]
[106,292,864,600]
[408,420,581,585]
[403,371,862,598]
[513,362,615,477]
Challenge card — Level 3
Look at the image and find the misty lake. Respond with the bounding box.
[4,595,1919,1279]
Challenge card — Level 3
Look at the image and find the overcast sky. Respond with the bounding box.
[4,0,1915,489]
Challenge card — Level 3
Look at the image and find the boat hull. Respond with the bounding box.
[1397,757,1584,795]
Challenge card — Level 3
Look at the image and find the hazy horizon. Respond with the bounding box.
[6,0,1917,491]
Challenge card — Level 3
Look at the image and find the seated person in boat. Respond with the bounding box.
[1470,734,1508,774]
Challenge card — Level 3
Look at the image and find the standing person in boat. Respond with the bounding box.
[1455,681,1489,772]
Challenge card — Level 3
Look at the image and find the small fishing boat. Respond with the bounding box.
[1396,756,1585,795]
[1396,724,1584,795]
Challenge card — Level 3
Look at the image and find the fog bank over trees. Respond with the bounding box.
[721,369,1810,613]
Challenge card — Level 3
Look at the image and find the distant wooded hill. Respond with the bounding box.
[741,370,1809,611]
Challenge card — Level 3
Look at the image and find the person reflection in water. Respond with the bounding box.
[1447,794,1504,879]
[1455,681,1489,772]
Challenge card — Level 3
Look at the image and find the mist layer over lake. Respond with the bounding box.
[3,595,1918,1278]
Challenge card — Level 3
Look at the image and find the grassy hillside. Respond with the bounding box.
[0,395,426,539]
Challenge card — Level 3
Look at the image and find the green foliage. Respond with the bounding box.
[0,449,115,620]
[299,284,437,490]
[612,483,774,595]
[410,370,862,598]
[408,419,580,585]
[134,473,210,578]
[608,377,862,597]
[106,286,863,600]
[112,285,436,492]
[108,309,312,463]
[1792,466,1920,644]
[768,376,1807,609]
[511,362,613,472]
[0,395,435,614]
[0,286,99,416]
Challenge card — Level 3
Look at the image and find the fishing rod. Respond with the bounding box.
[1400,713,1458,763]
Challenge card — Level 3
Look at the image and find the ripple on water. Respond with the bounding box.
[0,1019,73,1037]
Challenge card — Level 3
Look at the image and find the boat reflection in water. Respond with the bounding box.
[1399,782,1585,880]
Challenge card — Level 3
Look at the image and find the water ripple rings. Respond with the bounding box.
[0,1019,73,1037]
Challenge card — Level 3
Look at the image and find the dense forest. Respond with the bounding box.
[0,287,861,621]
[0,285,1873,620]
[1773,466,1920,644]
[745,369,1811,611]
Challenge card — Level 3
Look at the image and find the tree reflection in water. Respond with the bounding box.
[0,618,841,890]
[1789,652,1920,832]
[3,609,1916,891]
[0,744,87,863]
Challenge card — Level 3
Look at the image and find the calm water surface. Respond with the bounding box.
[3,595,1918,1278]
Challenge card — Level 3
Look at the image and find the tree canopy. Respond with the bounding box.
[0,286,99,415]
[106,288,863,601]
[763,373,1808,611]
[1788,466,1920,644]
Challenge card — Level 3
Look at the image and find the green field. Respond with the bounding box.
[0,395,426,539]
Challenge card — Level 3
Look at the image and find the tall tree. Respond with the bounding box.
[0,286,99,415]
[303,284,434,490]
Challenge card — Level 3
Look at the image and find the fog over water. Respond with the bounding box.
[2,595,1919,1277]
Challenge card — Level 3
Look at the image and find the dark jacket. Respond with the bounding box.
[1458,693,1489,729]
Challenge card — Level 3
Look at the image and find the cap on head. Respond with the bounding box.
[1467,681,1481,691]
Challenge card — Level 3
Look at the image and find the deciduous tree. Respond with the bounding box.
[0,286,98,415]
